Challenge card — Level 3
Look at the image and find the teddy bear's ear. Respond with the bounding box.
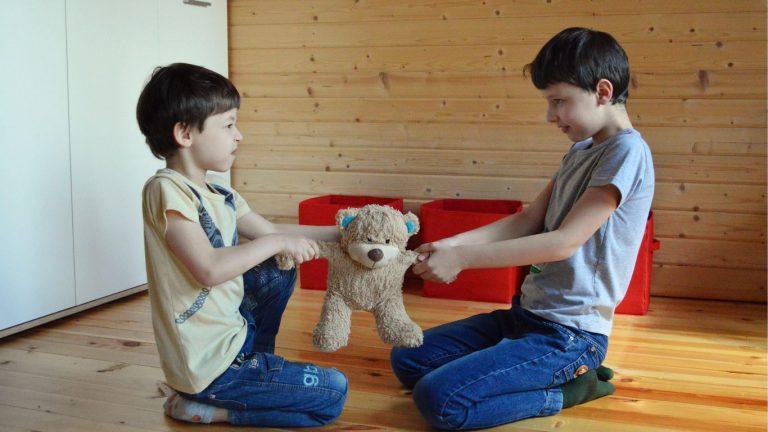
[336,208,359,229]
[403,212,420,236]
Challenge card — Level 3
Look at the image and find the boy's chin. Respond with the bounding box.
[567,131,590,142]
[209,165,233,174]
[215,159,236,172]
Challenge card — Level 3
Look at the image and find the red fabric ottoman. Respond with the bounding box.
[420,198,525,303]
[616,211,660,315]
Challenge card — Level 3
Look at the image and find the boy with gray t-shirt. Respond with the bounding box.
[524,128,654,336]
[392,27,654,430]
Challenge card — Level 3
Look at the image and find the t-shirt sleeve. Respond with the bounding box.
[143,177,199,230]
[588,137,647,205]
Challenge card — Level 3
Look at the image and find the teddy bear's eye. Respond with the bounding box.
[367,237,373,242]
[385,239,391,244]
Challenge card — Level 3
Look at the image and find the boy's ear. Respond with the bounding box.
[596,79,614,105]
[173,122,193,149]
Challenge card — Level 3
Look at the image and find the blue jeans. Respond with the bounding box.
[390,297,607,430]
[182,258,348,427]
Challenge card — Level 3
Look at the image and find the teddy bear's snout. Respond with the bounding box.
[367,249,384,262]
[347,243,400,269]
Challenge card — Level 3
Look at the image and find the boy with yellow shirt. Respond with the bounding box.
[137,63,347,427]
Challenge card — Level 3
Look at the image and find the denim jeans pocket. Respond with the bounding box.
[201,354,278,410]
[203,369,249,411]
[549,340,604,387]
[203,385,248,410]
[261,352,286,374]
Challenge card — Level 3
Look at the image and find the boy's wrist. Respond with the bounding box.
[439,237,459,249]
[259,233,288,255]
[452,245,471,271]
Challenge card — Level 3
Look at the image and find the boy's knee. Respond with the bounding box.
[262,256,297,280]
[244,259,296,296]
[389,347,420,389]
[412,374,466,430]
[316,367,348,424]
[326,367,348,397]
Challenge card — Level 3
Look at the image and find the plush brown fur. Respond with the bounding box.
[278,205,423,352]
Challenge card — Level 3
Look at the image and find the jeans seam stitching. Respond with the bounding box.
[436,348,561,426]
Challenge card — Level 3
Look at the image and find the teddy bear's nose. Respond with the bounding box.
[367,249,384,262]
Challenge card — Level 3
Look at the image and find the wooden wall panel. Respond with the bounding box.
[231,1,766,25]
[229,1,767,303]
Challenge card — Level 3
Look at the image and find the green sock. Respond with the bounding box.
[596,365,614,381]
[560,369,616,409]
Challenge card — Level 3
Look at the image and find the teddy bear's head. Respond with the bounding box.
[336,204,419,269]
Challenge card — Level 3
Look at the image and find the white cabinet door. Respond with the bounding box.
[159,0,229,76]
[67,0,163,304]
[158,0,231,185]
[0,1,76,329]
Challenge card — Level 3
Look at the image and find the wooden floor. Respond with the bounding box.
[0,283,765,431]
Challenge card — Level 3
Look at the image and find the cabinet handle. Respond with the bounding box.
[183,0,212,7]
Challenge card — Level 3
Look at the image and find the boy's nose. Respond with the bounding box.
[546,108,557,123]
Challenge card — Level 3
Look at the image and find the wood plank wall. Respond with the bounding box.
[228,0,767,303]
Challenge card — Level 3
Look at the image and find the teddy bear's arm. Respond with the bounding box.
[401,250,420,266]
[317,241,342,261]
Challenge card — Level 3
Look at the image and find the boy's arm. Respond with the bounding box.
[414,184,619,283]
[434,179,554,248]
[165,211,318,287]
[236,211,339,242]
[275,223,340,242]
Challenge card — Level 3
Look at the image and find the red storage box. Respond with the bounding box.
[420,198,525,303]
[297,195,404,290]
[616,211,660,315]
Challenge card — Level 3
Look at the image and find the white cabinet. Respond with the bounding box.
[0,1,75,331]
[0,0,228,336]
[159,0,229,75]
[67,0,163,304]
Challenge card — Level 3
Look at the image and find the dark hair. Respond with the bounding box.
[525,27,630,104]
[136,63,240,160]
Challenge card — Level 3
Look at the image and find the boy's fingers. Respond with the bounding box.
[412,262,425,275]
[415,243,435,253]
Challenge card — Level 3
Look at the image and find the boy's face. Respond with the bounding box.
[540,82,607,143]
[189,108,242,172]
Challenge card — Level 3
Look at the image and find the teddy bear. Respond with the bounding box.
[277,204,423,352]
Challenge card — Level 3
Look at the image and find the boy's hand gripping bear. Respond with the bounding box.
[277,204,423,352]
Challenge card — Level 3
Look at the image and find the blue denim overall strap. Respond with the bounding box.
[174,183,239,325]
[187,183,239,247]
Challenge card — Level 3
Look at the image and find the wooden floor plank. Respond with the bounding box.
[0,287,765,431]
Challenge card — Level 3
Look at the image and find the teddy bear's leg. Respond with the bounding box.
[373,296,423,348]
[313,292,352,352]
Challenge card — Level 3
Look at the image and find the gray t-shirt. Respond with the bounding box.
[520,128,655,336]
